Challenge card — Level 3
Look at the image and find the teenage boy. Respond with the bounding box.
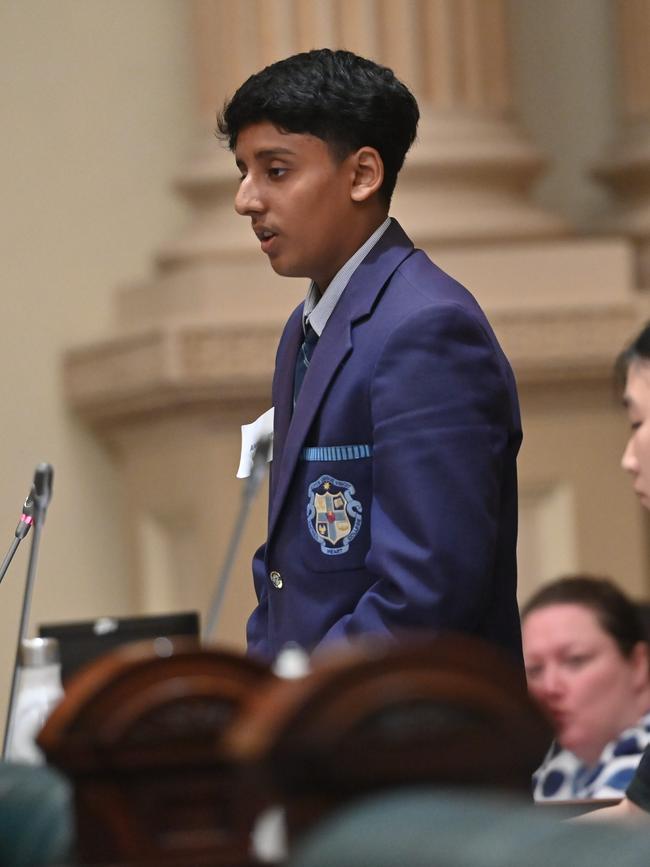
[218,49,523,665]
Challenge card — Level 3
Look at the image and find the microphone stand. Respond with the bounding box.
[0,539,22,587]
[203,438,271,643]
[2,464,54,758]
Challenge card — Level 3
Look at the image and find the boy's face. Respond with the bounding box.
[234,122,361,292]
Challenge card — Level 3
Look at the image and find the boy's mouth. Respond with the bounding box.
[253,224,278,254]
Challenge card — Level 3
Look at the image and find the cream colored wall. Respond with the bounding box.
[0,2,195,724]
[517,382,648,602]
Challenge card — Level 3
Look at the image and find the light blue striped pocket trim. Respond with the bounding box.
[300,444,373,462]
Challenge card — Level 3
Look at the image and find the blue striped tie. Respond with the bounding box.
[293,323,319,407]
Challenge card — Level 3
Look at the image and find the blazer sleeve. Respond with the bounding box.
[318,302,517,646]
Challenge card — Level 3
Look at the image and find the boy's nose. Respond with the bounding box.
[234,176,263,216]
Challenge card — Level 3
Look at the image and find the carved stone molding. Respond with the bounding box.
[493,304,641,385]
[63,326,278,429]
[63,301,642,436]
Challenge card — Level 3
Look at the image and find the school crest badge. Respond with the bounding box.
[307,474,362,555]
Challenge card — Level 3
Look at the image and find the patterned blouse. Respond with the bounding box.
[533,711,650,801]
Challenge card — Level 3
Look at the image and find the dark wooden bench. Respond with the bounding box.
[223,634,552,843]
[38,638,275,867]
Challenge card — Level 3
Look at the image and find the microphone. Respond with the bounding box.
[203,436,272,642]
[15,487,35,540]
[2,463,55,758]
[0,484,37,586]
[32,463,54,521]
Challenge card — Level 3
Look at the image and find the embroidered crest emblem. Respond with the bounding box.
[307,474,362,555]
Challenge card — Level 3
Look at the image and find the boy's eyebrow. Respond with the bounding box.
[235,147,297,166]
[254,147,296,159]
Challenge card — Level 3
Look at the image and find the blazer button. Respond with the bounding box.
[270,570,283,589]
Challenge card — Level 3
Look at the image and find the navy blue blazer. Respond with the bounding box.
[247,220,523,665]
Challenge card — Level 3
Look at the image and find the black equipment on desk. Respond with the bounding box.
[39,610,200,684]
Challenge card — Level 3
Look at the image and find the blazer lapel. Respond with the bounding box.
[271,306,303,471]
[268,220,414,540]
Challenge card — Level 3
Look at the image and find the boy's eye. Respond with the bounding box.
[269,167,288,178]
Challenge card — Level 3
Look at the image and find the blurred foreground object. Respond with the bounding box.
[0,761,72,867]
[38,638,274,867]
[286,787,650,867]
[224,635,552,844]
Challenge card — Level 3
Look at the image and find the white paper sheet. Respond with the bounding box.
[237,406,274,478]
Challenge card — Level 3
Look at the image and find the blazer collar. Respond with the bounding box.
[268,219,414,537]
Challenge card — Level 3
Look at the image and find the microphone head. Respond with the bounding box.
[32,463,54,514]
[33,463,53,496]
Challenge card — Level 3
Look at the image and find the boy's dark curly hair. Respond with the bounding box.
[217,48,419,206]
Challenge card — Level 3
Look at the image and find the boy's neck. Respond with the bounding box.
[314,210,389,296]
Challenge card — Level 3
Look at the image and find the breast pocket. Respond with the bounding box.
[299,445,372,573]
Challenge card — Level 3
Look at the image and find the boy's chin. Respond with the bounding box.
[267,257,309,280]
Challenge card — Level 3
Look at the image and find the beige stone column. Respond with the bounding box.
[594,0,650,287]
[389,0,568,244]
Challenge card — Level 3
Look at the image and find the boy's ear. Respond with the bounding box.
[350,147,384,202]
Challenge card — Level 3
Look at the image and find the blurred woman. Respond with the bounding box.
[521,575,650,801]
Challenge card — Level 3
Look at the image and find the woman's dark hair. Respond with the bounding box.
[216,48,419,206]
[615,322,650,391]
[521,574,646,658]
